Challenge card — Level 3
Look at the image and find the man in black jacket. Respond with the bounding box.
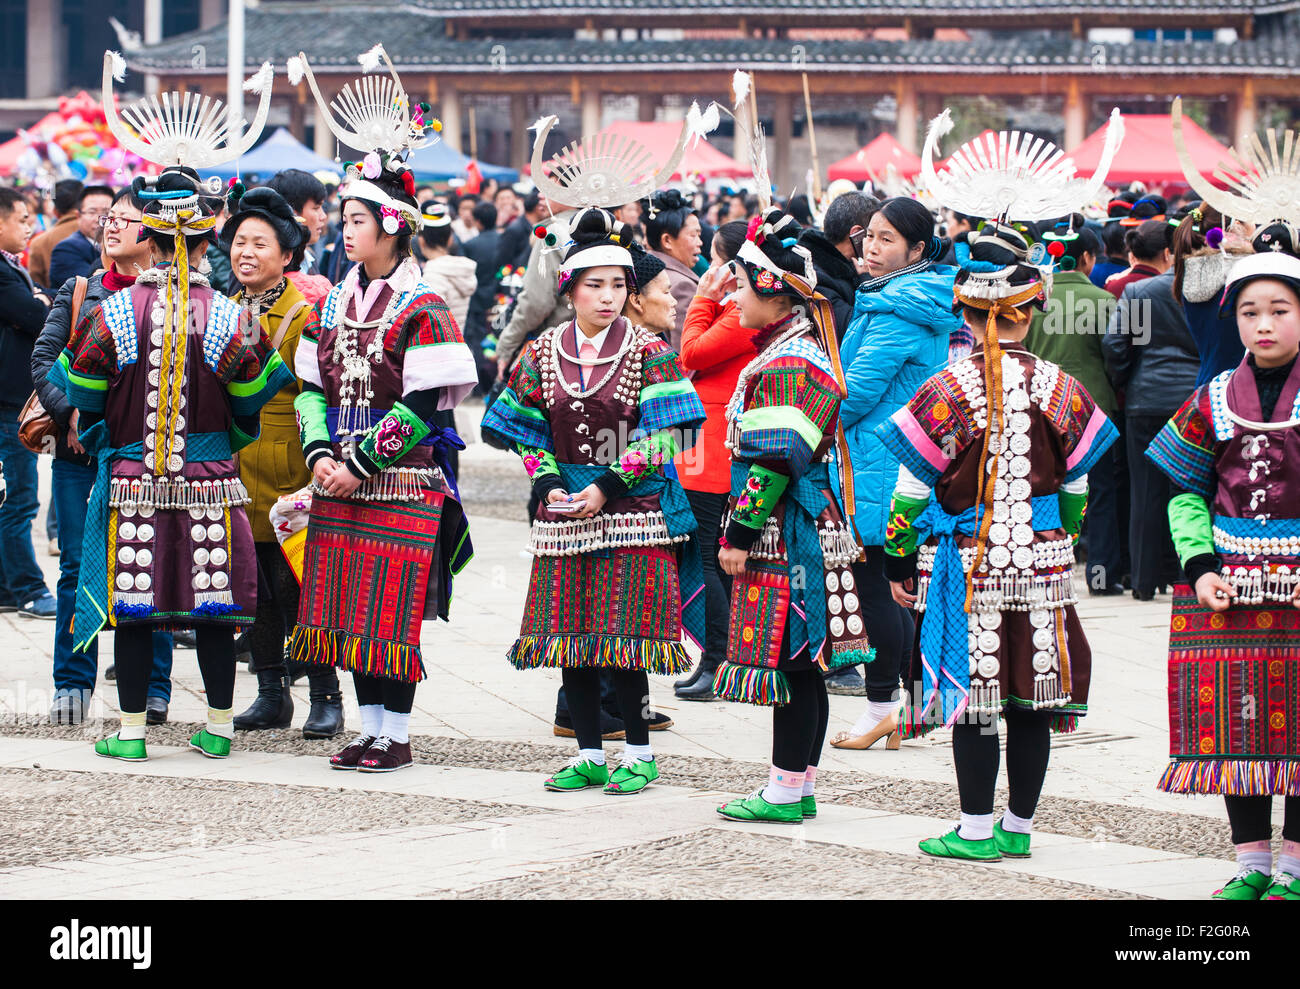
[0,188,54,619]
[461,200,501,354]
[47,184,112,289]
[798,191,878,341]
[30,187,175,724]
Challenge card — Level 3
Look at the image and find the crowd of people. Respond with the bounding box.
[0,51,1296,900]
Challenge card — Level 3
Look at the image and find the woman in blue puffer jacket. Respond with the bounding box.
[827,197,964,745]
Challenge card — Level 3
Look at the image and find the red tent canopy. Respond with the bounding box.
[826,132,921,182]
[1066,113,1234,188]
[599,120,750,181]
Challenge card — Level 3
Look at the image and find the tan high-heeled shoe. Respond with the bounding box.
[829,712,901,750]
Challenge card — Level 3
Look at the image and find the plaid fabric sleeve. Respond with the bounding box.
[481,340,554,458]
[47,305,116,414]
[1145,388,1216,500]
[875,371,970,489]
[733,354,840,480]
[635,339,706,442]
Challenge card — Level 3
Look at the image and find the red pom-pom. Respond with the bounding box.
[534,225,547,239]
[1046,240,1065,258]
[401,170,416,197]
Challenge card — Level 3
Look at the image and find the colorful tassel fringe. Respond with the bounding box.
[113,602,156,619]
[1157,758,1300,796]
[827,644,876,670]
[711,662,791,706]
[506,634,690,676]
[289,625,425,684]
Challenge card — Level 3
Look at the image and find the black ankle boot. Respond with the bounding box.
[233,668,293,730]
[302,669,345,739]
[674,660,718,700]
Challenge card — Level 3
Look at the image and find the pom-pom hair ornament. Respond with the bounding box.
[1205,226,1225,250]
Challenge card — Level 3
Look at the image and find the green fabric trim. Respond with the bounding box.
[609,430,679,489]
[356,400,432,471]
[228,420,257,453]
[732,463,790,531]
[516,444,561,481]
[226,351,282,397]
[1168,491,1216,566]
[884,492,931,558]
[293,388,330,450]
[740,404,824,453]
[498,388,548,423]
[1058,488,1089,542]
[639,378,696,402]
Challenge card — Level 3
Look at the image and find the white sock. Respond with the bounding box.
[1277,852,1300,879]
[118,711,146,742]
[359,704,383,737]
[1235,848,1272,876]
[1001,809,1034,835]
[762,766,806,805]
[579,747,606,766]
[802,765,818,797]
[380,709,410,744]
[623,743,653,763]
[849,699,899,737]
[207,707,234,740]
[958,812,995,841]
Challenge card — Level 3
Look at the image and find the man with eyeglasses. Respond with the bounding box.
[48,185,114,290]
[26,179,82,290]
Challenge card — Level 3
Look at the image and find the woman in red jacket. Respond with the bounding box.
[673,221,755,700]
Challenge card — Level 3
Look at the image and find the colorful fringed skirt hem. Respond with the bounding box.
[1157,758,1300,796]
[712,661,791,706]
[506,633,690,675]
[288,625,425,683]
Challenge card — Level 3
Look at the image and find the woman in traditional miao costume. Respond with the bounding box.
[50,163,292,762]
[288,47,478,773]
[878,220,1118,863]
[1145,249,1300,900]
[482,207,706,796]
[711,206,873,826]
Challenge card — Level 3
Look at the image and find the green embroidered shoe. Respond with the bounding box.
[189,728,231,759]
[1212,870,1272,900]
[93,733,147,762]
[1264,873,1300,900]
[993,821,1031,858]
[604,757,659,795]
[544,758,609,791]
[717,790,804,825]
[801,795,817,819]
[918,828,1002,863]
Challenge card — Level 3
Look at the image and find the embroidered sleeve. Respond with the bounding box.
[1058,486,1089,542]
[293,302,324,388]
[1168,490,1217,567]
[875,370,972,489]
[724,464,791,550]
[47,306,117,414]
[882,465,932,582]
[399,296,478,411]
[223,336,294,420]
[634,339,705,441]
[1145,388,1216,500]
[294,386,333,469]
[481,339,553,451]
[732,354,840,480]
[1044,370,1119,483]
[348,400,432,477]
[517,443,565,501]
[595,430,680,500]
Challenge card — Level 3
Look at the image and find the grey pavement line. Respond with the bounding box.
[0,719,1240,861]
[453,828,1150,900]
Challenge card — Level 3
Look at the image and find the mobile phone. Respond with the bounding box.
[548,501,587,514]
[849,228,866,259]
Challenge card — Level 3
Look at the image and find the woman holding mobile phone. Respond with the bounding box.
[483,207,707,795]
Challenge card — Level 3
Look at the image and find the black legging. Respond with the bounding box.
[1224,795,1300,844]
[772,667,830,772]
[247,542,301,673]
[684,489,732,669]
[114,625,234,711]
[352,672,417,714]
[562,667,651,750]
[951,705,1052,818]
[854,548,915,703]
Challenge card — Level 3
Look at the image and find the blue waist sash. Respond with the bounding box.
[557,462,704,650]
[74,422,234,652]
[914,494,1062,726]
[730,460,834,662]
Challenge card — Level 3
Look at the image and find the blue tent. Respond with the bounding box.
[199,128,344,182]
[405,139,518,184]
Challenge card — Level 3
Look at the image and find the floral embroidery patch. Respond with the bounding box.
[374,414,413,459]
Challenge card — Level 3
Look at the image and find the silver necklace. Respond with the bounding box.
[550,321,636,400]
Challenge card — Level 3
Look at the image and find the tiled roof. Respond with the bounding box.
[126,2,1300,75]
[413,0,1287,13]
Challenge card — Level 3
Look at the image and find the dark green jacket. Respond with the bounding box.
[1024,270,1118,418]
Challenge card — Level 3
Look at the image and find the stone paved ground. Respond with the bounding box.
[0,401,1278,899]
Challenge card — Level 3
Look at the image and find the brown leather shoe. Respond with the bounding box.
[356,736,414,773]
[330,734,376,770]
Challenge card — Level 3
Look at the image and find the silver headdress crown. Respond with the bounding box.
[102,50,274,169]
[1172,96,1300,228]
[529,101,719,211]
[921,108,1125,223]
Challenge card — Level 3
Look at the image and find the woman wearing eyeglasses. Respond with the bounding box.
[31,185,177,726]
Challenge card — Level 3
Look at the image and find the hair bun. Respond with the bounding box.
[651,189,689,213]
[568,207,622,246]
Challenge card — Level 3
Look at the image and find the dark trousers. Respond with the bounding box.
[1126,413,1183,594]
[1081,439,1124,591]
[852,547,914,702]
[684,488,732,669]
[0,413,48,605]
[248,542,301,673]
[951,706,1052,818]
[555,670,619,720]
[353,672,416,714]
[1224,795,1300,844]
[562,667,651,750]
[772,667,829,772]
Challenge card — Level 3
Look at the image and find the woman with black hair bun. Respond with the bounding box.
[646,189,703,350]
[483,206,708,796]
